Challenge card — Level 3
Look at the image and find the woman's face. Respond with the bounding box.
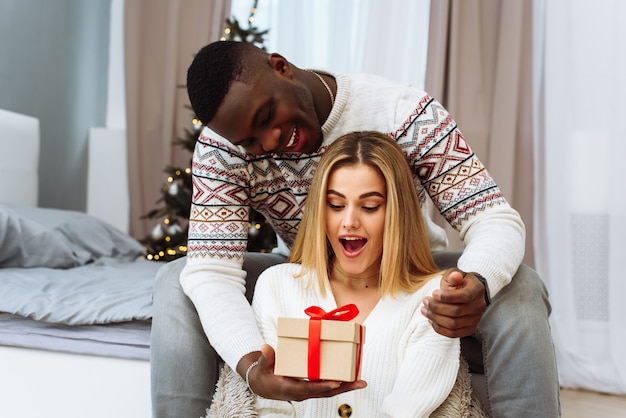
[325,163,387,280]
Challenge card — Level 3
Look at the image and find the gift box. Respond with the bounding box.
[274,304,365,382]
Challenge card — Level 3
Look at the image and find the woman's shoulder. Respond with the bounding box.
[257,263,304,288]
[409,274,444,297]
[260,262,302,276]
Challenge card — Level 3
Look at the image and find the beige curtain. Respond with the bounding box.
[124,0,232,239]
[425,0,535,267]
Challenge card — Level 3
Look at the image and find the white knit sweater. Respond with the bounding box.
[180,71,525,371]
[252,263,460,418]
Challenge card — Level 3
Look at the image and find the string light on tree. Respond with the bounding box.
[220,0,268,49]
[140,1,276,261]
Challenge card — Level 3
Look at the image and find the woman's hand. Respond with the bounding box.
[238,344,367,401]
[421,268,487,338]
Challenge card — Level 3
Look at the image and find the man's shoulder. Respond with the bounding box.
[338,72,432,121]
[340,71,428,96]
[197,127,245,155]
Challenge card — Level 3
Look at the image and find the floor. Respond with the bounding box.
[561,388,626,417]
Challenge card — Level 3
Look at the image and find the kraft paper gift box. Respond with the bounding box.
[274,304,365,382]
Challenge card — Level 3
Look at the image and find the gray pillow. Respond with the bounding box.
[0,203,144,268]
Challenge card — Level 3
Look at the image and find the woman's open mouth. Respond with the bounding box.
[340,237,367,256]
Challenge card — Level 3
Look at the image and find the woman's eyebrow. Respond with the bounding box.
[326,190,384,199]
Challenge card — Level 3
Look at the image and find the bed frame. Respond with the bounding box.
[0,109,152,418]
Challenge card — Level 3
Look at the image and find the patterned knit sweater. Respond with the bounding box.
[252,263,460,418]
[180,72,525,370]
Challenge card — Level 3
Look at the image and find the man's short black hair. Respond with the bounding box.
[186,41,263,125]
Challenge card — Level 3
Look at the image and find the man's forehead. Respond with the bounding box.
[208,81,260,140]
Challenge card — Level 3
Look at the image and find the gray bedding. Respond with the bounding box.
[0,257,160,325]
[0,203,162,326]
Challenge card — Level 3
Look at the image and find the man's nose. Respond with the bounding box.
[259,127,281,152]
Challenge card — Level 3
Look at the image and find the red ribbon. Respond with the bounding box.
[304,304,363,381]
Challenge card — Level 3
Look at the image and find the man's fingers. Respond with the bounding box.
[421,297,483,337]
[292,380,366,401]
[422,301,479,328]
[260,344,275,366]
[428,319,477,338]
[425,295,484,317]
[441,268,466,288]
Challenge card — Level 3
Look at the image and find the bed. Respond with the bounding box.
[0,109,158,417]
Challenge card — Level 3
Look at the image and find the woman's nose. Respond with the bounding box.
[342,208,359,229]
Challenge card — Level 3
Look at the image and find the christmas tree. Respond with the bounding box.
[140,1,276,261]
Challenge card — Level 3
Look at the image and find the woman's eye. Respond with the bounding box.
[363,205,380,212]
[327,202,343,210]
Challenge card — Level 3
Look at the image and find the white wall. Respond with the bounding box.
[0,0,110,212]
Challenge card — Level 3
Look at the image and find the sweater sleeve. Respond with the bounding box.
[251,267,297,416]
[179,130,264,370]
[400,95,525,296]
[380,290,461,417]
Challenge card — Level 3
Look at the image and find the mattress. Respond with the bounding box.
[0,312,151,360]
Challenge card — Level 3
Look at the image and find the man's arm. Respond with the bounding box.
[180,130,265,369]
[404,97,525,336]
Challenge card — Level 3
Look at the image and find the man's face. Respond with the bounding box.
[208,67,324,155]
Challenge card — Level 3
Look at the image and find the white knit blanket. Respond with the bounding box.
[205,358,487,418]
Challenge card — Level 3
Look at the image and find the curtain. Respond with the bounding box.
[231,0,431,88]
[533,0,626,394]
[424,0,535,267]
[124,0,232,238]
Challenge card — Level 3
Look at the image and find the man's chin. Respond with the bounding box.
[301,135,323,154]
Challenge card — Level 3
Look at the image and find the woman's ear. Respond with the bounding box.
[268,53,293,78]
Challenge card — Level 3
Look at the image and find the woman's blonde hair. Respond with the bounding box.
[289,131,441,296]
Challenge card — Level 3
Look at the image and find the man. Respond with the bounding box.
[151,40,560,417]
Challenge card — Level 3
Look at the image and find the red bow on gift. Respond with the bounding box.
[304,304,363,381]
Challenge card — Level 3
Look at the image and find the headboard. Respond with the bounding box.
[0,109,40,207]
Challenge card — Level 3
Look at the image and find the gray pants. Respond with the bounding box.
[150,252,561,417]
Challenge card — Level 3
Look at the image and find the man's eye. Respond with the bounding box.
[237,138,255,149]
[263,106,272,124]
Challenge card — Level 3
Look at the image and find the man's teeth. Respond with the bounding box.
[286,127,297,148]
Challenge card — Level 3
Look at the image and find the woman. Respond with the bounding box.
[247,131,481,417]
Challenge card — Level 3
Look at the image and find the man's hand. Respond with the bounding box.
[421,268,487,338]
[238,345,367,402]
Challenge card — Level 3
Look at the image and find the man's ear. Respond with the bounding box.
[268,53,293,78]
